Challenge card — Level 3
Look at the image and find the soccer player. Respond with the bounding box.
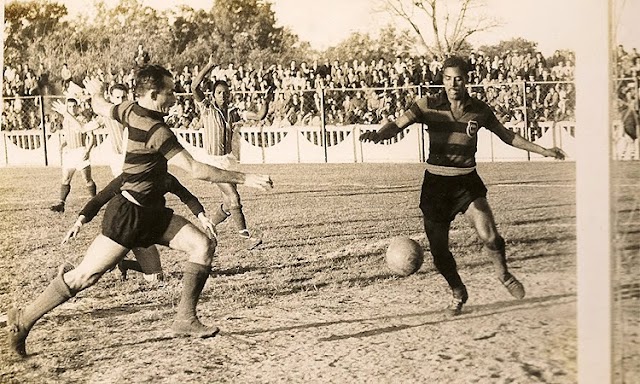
[360,56,566,316]
[191,56,275,250]
[7,65,273,357]
[62,172,217,281]
[49,98,98,213]
[100,83,166,282]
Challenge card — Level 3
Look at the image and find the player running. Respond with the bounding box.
[191,55,275,250]
[61,172,217,281]
[360,56,566,316]
[7,65,273,358]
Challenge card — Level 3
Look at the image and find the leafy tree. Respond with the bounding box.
[477,38,539,60]
[325,25,416,63]
[4,0,69,65]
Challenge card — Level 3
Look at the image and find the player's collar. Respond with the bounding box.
[132,102,168,120]
[433,91,473,110]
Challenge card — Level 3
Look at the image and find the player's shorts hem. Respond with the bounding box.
[419,169,488,223]
[101,194,174,249]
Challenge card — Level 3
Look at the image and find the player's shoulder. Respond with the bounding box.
[416,92,445,110]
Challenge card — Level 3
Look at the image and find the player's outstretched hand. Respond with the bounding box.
[198,213,217,240]
[51,100,67,116]
[83,78,103,96]
[544,147,567,160]
[359,131,382,143]
[61,223,82,245]
[243,174,274,191]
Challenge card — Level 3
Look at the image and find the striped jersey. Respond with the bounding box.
[62,115,89,150]
[407,92,501,171]
[101,116,125,154]
[111,100,184,207]
[195,98,242,156]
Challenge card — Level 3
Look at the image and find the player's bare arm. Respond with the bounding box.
[493,123,567,160]
[245,86,275,121]
[51,100,84,132]
[192,55,217,103]
[52,100,103,133]
[168,149,273,191]
[83,78,114,117]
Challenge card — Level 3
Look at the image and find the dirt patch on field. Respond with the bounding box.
[0,162,635,383]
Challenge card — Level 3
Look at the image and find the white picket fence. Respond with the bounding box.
[0,120,622,167]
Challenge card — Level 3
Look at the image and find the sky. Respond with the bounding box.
[56,0,639,56]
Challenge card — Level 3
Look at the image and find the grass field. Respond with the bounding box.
[0,160,636,383]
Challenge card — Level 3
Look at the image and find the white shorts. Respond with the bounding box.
[62,147,90,171]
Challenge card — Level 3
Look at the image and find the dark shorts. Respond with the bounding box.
[419,169,488,223]
[102,194,174,249]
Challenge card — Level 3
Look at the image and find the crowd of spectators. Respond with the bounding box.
[3,45,639,138]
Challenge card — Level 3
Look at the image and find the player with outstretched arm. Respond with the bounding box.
[7,65,273,358]
[61,172,217,281]
[191,55,275,250]
[360,56,566,316]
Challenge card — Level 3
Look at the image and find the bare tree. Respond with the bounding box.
[377,0,501,58]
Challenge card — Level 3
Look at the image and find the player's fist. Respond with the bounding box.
[243,174,274,191]
[544,147,567,160]
[359,130,382,143]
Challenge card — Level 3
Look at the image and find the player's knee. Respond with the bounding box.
[223,193,241,208]
[63,268,103,292]
[191,236,216,264]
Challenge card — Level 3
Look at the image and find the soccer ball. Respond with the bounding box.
[385,237,424,276]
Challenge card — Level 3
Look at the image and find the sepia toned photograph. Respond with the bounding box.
[0,0,638,382]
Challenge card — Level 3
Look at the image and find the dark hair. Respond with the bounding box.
[134,65,173,98]
[109,83,128,95]
[442,56,470,77]
[212,80,229,92]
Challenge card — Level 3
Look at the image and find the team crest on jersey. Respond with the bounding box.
[466,120,479,137]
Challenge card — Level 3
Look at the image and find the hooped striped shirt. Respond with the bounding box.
[111,101,184,207]
[406,92,502,175]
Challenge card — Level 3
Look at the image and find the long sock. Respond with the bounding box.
[20,275,75,330]
[59,184,71,203]
[120,260,143,273]
[86,181,97,197]
[432,251,464,289]
[484,237,509,281]
[132,247,162,274]
[210,204,231,225]
[228,205,248,233]
[176,262,211,320]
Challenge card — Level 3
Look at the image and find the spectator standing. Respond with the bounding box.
[134,44,150,68]
[60,63,72,91]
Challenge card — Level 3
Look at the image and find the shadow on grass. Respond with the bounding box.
[226,293,576,341]
[52,303,168,321]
